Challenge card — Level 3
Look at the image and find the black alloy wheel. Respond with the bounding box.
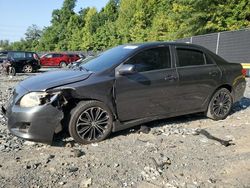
[69,101,113,144]
[206,88,233,120]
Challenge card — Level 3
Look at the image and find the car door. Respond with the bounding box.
[68,54,74,63]
[173,45,222,113]
[115,46,179,121]
[11,52,26,70]
[25,52,33,63]
[42,54,53,66]
[50,53,59,66]
[54,53,65,66]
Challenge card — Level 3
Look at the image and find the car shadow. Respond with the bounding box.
[110,113,207,139]
[231,97,250,114]
[51,97,250,147]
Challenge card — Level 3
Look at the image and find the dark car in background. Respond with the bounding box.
[40,52,81,68]
[3,42,246,144]
[0,51,40,73]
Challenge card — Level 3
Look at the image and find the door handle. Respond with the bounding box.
[165,75,177,81]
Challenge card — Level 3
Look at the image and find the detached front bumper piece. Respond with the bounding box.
[4,97,64,144]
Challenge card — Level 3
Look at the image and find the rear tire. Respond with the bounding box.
[8,67,16,76]
[60,62,67,68]
[69,101,113,144]
[206,88,233,120]
[22,64,33,73]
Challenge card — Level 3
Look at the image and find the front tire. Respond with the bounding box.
[69,101,113,144]
[206,88,233,120]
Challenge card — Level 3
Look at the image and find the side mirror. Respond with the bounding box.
[118,64,136,75]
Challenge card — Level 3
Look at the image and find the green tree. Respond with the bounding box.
[0,40,11,50]
[6,0,250,52]
[80,8,98,50]
[25,24,42,41]
[93,21,120,50]
[39,0,77,51]
[116,0,136,43]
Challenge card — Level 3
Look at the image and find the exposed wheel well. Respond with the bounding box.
[61,98,108,129]
[216,84,232,93]
[205,84,233,112]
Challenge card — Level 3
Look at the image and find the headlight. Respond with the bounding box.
[19,92,59,108]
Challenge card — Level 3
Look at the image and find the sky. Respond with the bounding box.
[0,0,109,42]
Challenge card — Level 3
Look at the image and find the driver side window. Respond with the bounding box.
[125,47,171,72]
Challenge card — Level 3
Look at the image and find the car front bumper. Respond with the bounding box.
[3,104,63,143]
[2,86,64,144]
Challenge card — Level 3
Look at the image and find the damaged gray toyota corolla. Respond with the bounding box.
[2,42,246,144]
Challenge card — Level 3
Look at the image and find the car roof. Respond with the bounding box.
[122,41,204,49]
[0,50,36,53]
[45,52,65,54]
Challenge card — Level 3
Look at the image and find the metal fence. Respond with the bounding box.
[176,28,250,63]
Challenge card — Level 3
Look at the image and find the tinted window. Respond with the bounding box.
[53,54,63,58]
[126,47,171,72]
[81,45,135,72]
[206,55,214,64]
[12,52,26,59]
[177,48,205,67]
[26,52,33,58]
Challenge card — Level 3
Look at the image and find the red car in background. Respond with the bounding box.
[40,53,80,67]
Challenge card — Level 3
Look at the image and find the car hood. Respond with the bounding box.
[20,69,91,91]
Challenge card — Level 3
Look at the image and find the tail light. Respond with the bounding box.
[33,54,39,60]
[242,69,247,77]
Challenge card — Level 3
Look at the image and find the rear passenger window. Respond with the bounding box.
[176,48,205,67]
[126,47,171,72]
[53,54,63,58]
[26,53,33,58]
[206,55,214,64]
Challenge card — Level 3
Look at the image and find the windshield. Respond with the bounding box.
[80,45,137,72]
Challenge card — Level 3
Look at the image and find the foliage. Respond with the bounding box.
[2,0,249,52]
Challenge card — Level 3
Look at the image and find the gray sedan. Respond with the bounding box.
[2,42,246,144]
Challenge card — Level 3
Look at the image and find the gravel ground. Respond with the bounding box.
[0,73,250,188]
